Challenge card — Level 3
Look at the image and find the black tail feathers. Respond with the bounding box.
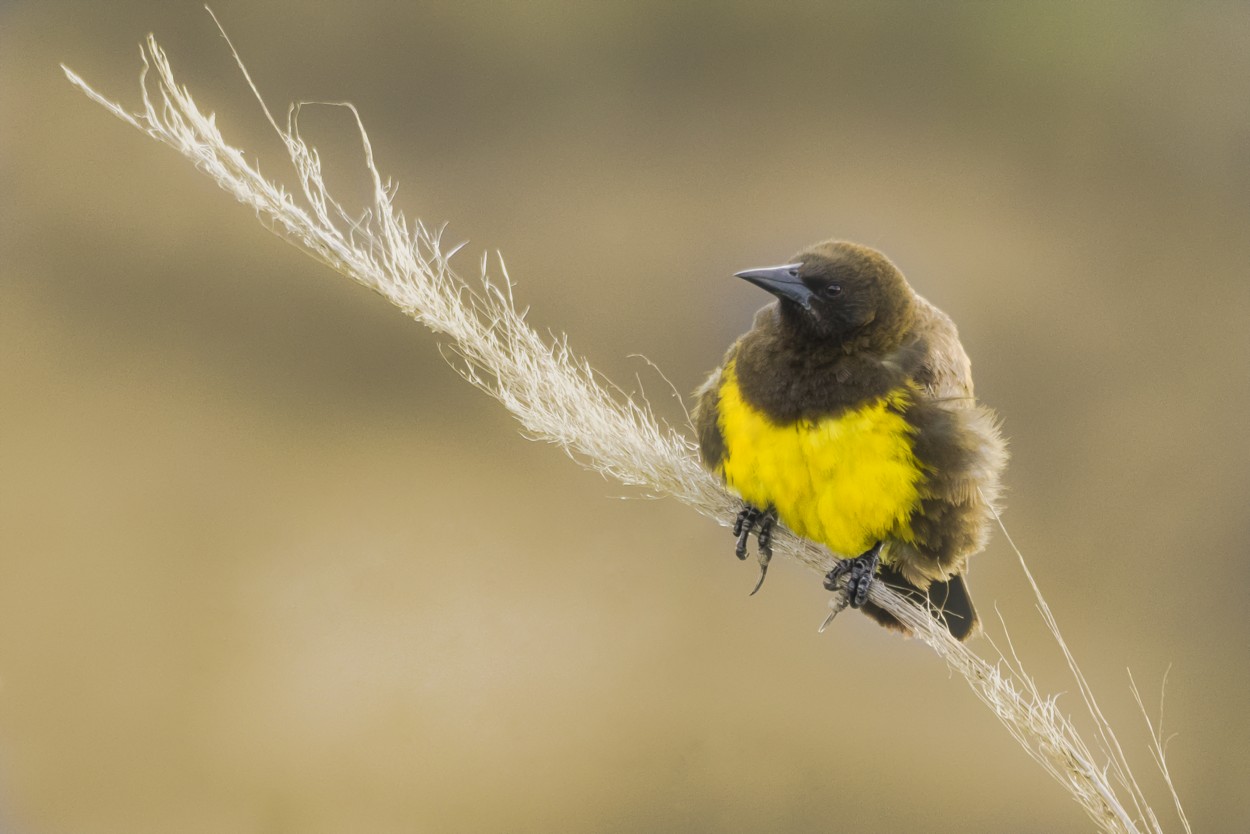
[859,566,980,641]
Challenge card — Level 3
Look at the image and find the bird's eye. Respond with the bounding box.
[823,284,843,297]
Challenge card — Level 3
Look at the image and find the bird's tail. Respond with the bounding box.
[860,566,980,641]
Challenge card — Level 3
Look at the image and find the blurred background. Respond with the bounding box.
[3,2,1249,832]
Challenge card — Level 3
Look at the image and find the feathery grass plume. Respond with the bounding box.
[63,14,1189,834]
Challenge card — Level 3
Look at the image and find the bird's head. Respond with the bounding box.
[736,241,916,348]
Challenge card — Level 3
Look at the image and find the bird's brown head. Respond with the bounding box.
[736,241,916,349]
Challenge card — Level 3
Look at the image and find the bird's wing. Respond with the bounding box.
[894,293,1007,583]
[692,365,727,473]
[911,294,975,402]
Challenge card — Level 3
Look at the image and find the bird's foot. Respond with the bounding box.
[823,541,884,609]
[733,504,776,559]
[733,504,777,595]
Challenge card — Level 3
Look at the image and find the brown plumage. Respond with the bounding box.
[693,241,1006,639]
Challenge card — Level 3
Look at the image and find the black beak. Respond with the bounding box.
[735,263,814,310]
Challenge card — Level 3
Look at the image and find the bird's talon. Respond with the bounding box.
[748,559,769,596]
[733,506,759,560]
[851,574,871,608]
[824,541,884,609]
[731,505,778,591]
[850,541,884,609]
[823,560,849,591]
[756,510,776,557]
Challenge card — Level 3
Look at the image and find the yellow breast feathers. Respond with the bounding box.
[716,362,923,558]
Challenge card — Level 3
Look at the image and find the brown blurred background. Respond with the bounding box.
[3,2,1249,832]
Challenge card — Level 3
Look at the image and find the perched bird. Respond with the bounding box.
[693,241,1006,639]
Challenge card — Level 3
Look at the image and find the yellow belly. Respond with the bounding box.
[716,363,923,557]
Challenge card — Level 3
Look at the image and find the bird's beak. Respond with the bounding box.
[735,263,814,309]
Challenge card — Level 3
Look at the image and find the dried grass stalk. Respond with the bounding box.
[62,15,1190,833]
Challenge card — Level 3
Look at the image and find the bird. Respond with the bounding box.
[692,240,1006,639]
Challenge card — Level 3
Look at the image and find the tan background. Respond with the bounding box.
[4,2,1249,832]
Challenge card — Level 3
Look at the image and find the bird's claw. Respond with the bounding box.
[733,505,774,559]
[823,541,884,610]
[733,519,750,560]
[733,505,777,594]
[748,560,769,597]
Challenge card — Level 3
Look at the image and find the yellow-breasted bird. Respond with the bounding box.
[693,241,1006,639]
